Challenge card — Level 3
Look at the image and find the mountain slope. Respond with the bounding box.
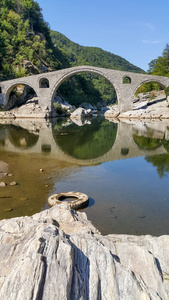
[50,30,144,73]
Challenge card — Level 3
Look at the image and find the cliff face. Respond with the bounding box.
[0,203,169,300]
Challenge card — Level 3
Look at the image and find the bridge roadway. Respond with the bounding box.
[0,119,168,166]
[0,66,169,113]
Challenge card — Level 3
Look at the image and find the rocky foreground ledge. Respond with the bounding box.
[0,204,169,300]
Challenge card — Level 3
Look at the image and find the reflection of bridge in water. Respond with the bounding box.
[0,118,168,166]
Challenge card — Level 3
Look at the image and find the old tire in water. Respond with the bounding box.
[48,191,89,210]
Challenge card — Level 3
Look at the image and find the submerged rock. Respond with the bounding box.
[10,181,17,186]
[0,182,7,187]
[0,203,169,299]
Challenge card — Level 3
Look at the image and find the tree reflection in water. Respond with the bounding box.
[52,117,117,160]
[133,132,169,178]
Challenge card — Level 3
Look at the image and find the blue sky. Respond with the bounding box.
[37,0,169,71]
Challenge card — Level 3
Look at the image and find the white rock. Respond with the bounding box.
[70,107,91,120]
[0,182,6,187]
[0,203,169,299]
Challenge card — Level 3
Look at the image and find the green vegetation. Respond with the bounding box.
[53,102,68,115]
[135,82,162,96]
[52,118,117,160]
[133,134,162,151]
[50,31,143,73]
[133,131,169,178]
[165,86,169,98]
[0,0,144,106]
[146,154,169,178]
[0,105,5,111]
[58,73,117,107]
[135,44,169,96]
[0,0,68,80]
[148,44,169,77]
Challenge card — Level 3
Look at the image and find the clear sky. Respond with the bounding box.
[37,0,169,71]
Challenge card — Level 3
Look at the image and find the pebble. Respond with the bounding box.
[40,169,44,172]
[0,182,7,187]
[4,208,13,212]
[19,197,28,201]
[10,182,17,186]
[8,174,13,177]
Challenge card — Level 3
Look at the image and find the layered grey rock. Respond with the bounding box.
[0,203,169,299]
[105,96,169,120]
[0,100,50,119]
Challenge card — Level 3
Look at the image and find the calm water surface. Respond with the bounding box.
[0,117,169,235]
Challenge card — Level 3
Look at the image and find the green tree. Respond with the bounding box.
[148,44,169,76]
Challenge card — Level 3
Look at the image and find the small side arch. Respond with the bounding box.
[39,78,50,88]
[134,79,167,95]
[123,76,131,84]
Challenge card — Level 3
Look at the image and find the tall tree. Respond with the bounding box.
[148,44,169,76]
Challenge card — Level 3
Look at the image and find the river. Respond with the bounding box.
[0,116,169,235]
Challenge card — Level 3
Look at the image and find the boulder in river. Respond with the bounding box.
[70,107,92,120]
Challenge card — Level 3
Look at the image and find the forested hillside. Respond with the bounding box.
[0,0,144,106]
[0,0,69,80]
[50,31,143,73]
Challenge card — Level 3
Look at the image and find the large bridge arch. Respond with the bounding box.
[50,66,121,104]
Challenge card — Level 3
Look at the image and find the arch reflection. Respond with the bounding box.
[133,135,163,151]
[7,125,39,149]
[52,117,118,160]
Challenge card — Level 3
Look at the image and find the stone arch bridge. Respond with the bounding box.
[0,65,169,113]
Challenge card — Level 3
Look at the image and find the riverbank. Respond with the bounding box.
[105,93,169,120]
[1,91,169,120]
[0,203,169,299]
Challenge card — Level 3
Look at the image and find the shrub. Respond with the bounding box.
[165,86,169,98]
[53,102,68,115]
[150,91,156,101]
[165,86,169,105]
